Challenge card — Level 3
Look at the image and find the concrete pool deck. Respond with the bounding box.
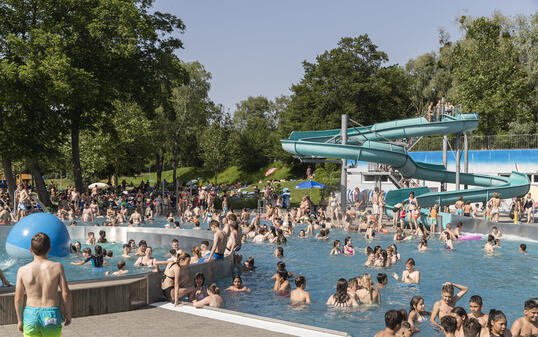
[0,305,350,337]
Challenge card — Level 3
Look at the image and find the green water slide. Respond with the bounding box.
[281,113,530,222]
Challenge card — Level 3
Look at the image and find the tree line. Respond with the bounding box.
[0,2,536,204]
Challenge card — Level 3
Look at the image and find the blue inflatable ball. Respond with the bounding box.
[6,213,70,258]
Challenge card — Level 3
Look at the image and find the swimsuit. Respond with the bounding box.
[85,255,104,267]
[162,263,177,299]
[457,209,464,216]
[23,306,63,337]
[210,295,220,307]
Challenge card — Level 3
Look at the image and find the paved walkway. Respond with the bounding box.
[0,306,293,337]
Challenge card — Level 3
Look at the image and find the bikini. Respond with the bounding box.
[162,263,177,300]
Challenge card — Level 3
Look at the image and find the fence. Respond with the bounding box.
[412,134,538,152]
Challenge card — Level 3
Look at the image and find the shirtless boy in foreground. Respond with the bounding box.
[430,282,468,328]
[14,233,72,336]
[510,298,538,337]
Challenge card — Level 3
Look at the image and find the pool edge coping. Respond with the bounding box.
[151,301,352,337]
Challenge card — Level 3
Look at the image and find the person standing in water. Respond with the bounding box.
[14,233,72,336]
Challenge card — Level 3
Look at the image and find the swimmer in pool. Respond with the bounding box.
[488,309,511,337]
[226,275,251,293]
[408,296,430,332]
[290,276,311,304]
[274,247,284,258]
[467,295,488,330]
[519,244,527,254]
[193,283,224,308]
[86,232,95,245]
[484,235,497,254]
[510,298,538,337]
[298,229,306,238]
[105,260,129,276]
[393,258,420,284]
[374,310,403,337]
[418,238,429,251]
[189,272,208,301]
[430,282,468,329]
[443,232,454,250]
[273,270,291,294]
[330,240,341,255]
[342,237,355,255]
[376,273,387,290]
[326,278,358,308]
[491,226,502,240]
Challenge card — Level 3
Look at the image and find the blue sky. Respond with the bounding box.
[154,0,537,111]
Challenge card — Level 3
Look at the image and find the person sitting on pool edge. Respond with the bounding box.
[161,252,194,306]
[430,282,469,329]
[290,276,311,304]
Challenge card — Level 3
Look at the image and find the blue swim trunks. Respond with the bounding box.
[198,253,224,263]
[23,306,63,337]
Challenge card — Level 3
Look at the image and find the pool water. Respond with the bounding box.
[0,241,173,284]
[2,217,537,336]
[214,227,538,337]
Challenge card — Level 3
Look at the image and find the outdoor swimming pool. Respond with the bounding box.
[1,218,537,336]
[215,226,538,337]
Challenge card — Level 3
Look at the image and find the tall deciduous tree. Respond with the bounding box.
[280,35,413,137]
[452,16,531,134]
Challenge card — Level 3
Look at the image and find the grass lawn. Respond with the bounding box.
[45,164,334,204]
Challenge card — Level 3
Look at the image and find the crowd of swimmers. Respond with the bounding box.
[2,181,536,337]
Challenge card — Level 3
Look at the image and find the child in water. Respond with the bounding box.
[290,276,311,304]
[226,275,251,293]
[393,258,420,284]
[487,309,510,337]
[510,298,538,337]
[342,237,355,255]
[105,260,129,276]
[330,240,341,255]
[430,282,468,329]
[467,295,488,330]
[408,296,430,332]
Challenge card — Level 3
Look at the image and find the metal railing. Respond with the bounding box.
[412,134,538,151]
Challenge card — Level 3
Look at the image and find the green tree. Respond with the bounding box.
[200,122,230,183]
[452,16,531,134]
[167,61,214,188]
[230,96,281,172]
[280,35,413,137]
